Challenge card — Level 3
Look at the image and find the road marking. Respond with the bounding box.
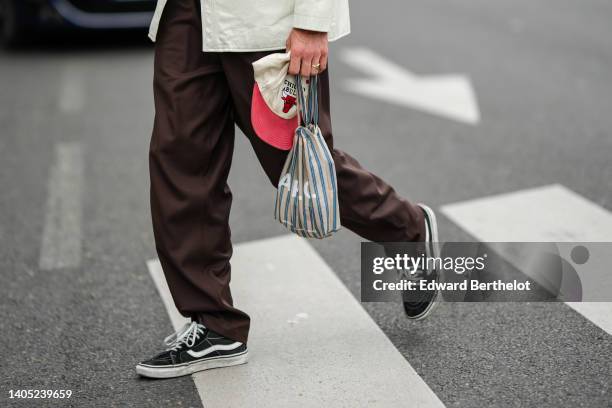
[58,64,85,113]
[340,47,480,125]
[146,259,188,329]
[147,235,446,408]
[441,184,612,334]
[39,142,83,270]
[146,259,206,407]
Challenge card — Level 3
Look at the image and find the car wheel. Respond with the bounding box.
[0,0,25,48]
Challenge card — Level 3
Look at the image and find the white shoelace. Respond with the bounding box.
[164,322,205,351]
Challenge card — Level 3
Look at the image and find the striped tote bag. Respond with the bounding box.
[274,75,341,239]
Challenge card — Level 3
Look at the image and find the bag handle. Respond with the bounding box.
[296,75,319,126]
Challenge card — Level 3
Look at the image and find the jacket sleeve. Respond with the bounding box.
[293,0,333,32]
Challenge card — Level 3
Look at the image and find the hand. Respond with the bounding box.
[285,28,329,77]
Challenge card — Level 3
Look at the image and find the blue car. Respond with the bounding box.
[0,0,156,46]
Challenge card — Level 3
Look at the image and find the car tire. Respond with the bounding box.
[0,0,25,48]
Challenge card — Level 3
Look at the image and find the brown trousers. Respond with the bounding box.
[150,0,425,344]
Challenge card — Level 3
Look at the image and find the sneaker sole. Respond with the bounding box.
[136,350,248,379]
[406,203,440,321]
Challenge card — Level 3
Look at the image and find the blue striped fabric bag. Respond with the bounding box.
[274,75,340,239]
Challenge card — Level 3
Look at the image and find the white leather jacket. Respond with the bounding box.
[148,0,350,52]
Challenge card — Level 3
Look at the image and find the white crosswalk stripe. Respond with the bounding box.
[441,184,612,334]
[147,235,446,408]
[39,142,83,270]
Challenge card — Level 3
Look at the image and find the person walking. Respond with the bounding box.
[136,0,440,379]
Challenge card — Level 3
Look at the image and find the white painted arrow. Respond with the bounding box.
[340,47,481,125]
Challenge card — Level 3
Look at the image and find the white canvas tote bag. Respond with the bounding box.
[274,75,341,239]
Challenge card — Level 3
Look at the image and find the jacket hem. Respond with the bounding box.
[293,13,332,32]
[196,29,350,52]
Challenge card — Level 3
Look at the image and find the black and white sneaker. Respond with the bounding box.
[136,321,248,379]
[402,203,441,320]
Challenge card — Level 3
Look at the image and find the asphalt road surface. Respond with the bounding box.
[1,0,611,407]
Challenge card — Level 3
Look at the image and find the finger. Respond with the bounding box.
[288,51,301,75]
[300,55,313,77]
[311,52,322,75]
[285,35,291,51]
[320,51,328,72]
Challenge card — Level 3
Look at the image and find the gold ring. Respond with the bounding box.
[312,63,321,70]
